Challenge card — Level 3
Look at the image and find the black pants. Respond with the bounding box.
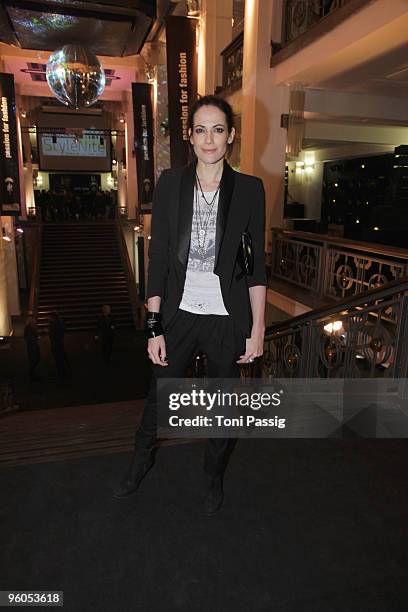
[136,309,246,477]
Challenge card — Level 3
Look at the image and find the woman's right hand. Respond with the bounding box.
[147,335,168,366]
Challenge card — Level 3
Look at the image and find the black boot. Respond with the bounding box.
[204,475,224,516]
[113,449,155,499]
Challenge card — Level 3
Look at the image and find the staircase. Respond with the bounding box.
[36,222,135,332]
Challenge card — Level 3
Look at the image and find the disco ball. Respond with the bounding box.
[46,45,105,109]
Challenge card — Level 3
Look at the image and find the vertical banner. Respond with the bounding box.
[0,73,21,216]
[165,16,197,168]
[132,83,155,214]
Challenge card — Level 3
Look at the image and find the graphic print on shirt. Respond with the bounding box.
[179,187,229,315]
[189,188,218,271]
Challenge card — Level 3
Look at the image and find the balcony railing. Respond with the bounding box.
[218,31,243,96]
[270,228,408,302]
[283,0,351,45]
[271,0,371,65]
[258,278,408,379]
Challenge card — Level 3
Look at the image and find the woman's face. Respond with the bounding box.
[189,105,235,165]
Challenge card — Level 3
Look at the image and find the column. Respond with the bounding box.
[198,0,233,95]
[240,0,289,250]
[116,129,127,214]
[15,92,30,219]
[2,217,20,315]
[0,222,11,337]
[123,88,137,220]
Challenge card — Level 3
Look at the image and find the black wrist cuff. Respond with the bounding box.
[145,312,164,338]
[146,311,162,321]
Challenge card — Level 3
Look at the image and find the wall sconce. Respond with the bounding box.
[2,227,11,242]
[304,153,315,175]
[119,113,125,124]
[295,161,304,174]
[21,109,27,119]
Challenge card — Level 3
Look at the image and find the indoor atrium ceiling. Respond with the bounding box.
[0,0,161,57]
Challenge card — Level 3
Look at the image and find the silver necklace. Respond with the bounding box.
[195,172,220,207]
[194,181,219,257]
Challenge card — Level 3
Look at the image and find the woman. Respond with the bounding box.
[115,95,267,515]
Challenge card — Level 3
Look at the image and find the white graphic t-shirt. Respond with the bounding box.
[179,187,229,315]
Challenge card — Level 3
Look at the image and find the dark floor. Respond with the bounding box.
[2,296,408,610]
[0,327,151,411]
[2,438,408,611]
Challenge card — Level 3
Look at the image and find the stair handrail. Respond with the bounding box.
[28,207,42,318]
[265,276,408,339]
[115,211,141,328]
[271,227,408,260]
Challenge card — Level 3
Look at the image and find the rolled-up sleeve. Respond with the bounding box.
[146,170,170,298]
[246,177,267,288]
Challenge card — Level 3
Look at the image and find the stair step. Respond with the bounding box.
[37,310,132,327]
[41,263,122,269]
[39,297,133,306]
[40,278,126,284]
[38,302,132,311]
[40,270,125,276]
[39,284,129,292]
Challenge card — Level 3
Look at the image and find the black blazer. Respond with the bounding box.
[146,159,267,338]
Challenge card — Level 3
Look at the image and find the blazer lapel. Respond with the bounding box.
[214,160,235,269]
[177,160,196,268]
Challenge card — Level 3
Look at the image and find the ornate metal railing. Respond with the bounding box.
[254,278,408,379]
[271,228,408,302]
[283,0,352,45]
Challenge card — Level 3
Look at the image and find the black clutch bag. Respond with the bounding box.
[237,230,254,276]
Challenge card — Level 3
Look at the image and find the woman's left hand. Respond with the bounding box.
[236,326,265,365]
